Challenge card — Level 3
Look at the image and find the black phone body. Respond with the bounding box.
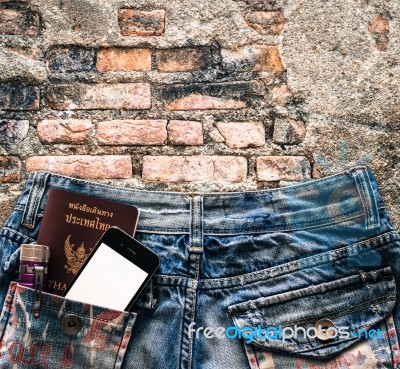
[63,226,160,311]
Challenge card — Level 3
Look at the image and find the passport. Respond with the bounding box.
[37,187,140,296]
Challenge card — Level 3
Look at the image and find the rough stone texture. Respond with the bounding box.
[0,0,399,230]
[257,156,311,181]
[46,83,151,110]
[273,118,306,145]
[37,119,93,143]
[0,156,21,182]
[167,121,203,145]
[0,50,47,83]
[26,156,132,178]
[216,122,265,148]
[97,48,152,72]
[97,120,167,145]
[0,120,29,144]
[142,156,247,182]
[118,9,165,36]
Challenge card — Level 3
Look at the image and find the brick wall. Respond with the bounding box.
[1,0,399,228]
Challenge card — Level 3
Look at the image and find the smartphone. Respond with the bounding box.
[63,226,159,311]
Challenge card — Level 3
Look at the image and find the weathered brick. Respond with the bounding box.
[167,120,203,145]
[221,45,285,73]
[0,120,29,144]
[0,7,40,36]
[369,16,389,51]
[273,118,306,145]
[46,83,151,110]
[0,83,39,110]
[162,80,265,110]
[244,11,285,35]
[216,122,265,148]
[142,155,247,182]
[37,119,93,144]
[119,9,165,36]
[46,46,96,73]
[270,84,291,105]
[256,156,311,181]
[97,48,152,72]
[26,155,132,179]
[156,47,211,72]
[0,156,21,182]
[97,120,167,145]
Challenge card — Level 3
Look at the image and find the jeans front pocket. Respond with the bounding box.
[0,282,137,369]
[228,267,400,369]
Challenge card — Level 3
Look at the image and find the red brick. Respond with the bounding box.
[37,119,93,144]
[0,83,39,111]
[97,48,152,72]
[156,47,211,72]
[142,155,247,182]
[216,122,265,148]
[369,16,389,51]
[0,8,40,36]
[256,156,311,181]
[97,120,167,145]
[245,11,285,35]
[119,9,165,36]
[273,118,306,145]
[26,156,132,179]
[163,81,264,110]
[0,156,21,182]
[46,83,151,110]
[222,45,285,73]
[167,120,203,145]
[0,120,29,144]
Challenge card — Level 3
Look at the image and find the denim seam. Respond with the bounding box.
[228,267,394,312]
[198,232,398,289]
[261,293,396,327]
[149,232,398,290]
[28,167,361,197]
[15,297,130,325]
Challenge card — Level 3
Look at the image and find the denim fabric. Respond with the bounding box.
[0,166,400,369]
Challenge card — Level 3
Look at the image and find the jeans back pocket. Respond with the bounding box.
[0,282,137,369]
[228,267,399,369]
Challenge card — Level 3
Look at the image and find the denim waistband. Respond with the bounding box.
[14,166,384,235]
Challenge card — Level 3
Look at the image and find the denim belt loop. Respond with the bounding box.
[349,167,380,230]
[21,172,50,229]
[189,195,204,254]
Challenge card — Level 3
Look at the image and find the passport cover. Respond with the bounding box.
[37,187,140,296]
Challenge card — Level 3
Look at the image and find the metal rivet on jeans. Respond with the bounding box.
[61,314,83,335]
[314,318,336,342]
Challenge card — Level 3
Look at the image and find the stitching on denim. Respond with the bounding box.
[15,296,129,325]
[272,293,396,327]
[30,168,357,197]
[1,227,37,243]
[198,231,398,289]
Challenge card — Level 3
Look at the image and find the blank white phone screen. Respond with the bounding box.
[65,242,148,311]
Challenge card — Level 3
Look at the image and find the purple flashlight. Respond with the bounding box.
[19,244,50,318]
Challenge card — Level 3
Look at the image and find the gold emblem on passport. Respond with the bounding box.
[64,235,92,275]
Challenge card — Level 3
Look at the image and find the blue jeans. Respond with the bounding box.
[0,167,399,368]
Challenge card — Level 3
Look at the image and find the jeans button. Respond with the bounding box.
[61,314,83,335]
[314,318,336,342]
